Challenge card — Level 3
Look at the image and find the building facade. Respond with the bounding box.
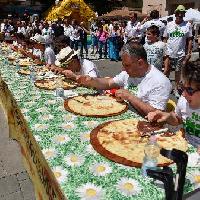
[142,0,200,16]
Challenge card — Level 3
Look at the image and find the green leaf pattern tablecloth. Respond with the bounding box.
[0,53,199,200]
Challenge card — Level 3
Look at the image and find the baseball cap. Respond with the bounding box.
[175,5,186,13]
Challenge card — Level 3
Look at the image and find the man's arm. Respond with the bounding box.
[77,76,120,90]
[115,89,157,116]
[184,37,193,64]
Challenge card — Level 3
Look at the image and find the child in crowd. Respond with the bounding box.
[147,61,200,149]
[144,25,166,71]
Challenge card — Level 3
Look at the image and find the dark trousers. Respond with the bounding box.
[80,39,88,57]
[70,40,79,51]
[98,40,107,58]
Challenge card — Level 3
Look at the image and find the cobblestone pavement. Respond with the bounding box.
[0,51,199,200]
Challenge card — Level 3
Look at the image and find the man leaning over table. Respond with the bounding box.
[49,46,99,78]
[77,41,172,116]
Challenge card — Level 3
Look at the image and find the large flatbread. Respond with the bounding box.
[18,69,30,75]
[18,67,49,76]
[35,78,78,90]
[64,95,128,117]
[90,119,188,167]
[19,59,32,67]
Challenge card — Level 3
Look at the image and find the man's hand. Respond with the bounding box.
[62,70,76,79]
[54,67,64,74]
[50,66,63,74]
[115,89,132,101]
[147,110,171,123]
[76,75,93,86]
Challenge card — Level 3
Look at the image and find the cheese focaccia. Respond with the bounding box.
[35,78,78,90]
[18,69,30,75]
[64,95,128,117]
[90,119,188,167]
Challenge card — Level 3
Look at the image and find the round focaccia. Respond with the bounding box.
[90,119,188,167]
[34,78,78,90]
[64,95,128,117]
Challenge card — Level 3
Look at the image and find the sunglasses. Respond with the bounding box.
[178,85,200,96]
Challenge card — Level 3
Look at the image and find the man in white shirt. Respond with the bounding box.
[126,13,141,42]
[163,5,193,96]
[69,19,80,50]
[78,42,172,116]
[140,10,165,39]
[43,35,56,66]
[42,21,54,36]
[51,46,99,78]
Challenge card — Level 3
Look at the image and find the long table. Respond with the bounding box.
[0,51,199,200]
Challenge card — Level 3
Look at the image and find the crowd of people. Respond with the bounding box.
[0,4,200,149]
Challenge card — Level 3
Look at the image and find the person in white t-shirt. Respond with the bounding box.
[41,21,54,36]
[78,42,172,116]
[140,10,165,40]
[126,13,141,42]
[147,61,200,149]
[163,5,193,96]
[43,35,56,66]
[51,46,99,78]
[144,25,166,71]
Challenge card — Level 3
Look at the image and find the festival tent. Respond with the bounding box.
[98,7,145,20]
[45,0,96,22]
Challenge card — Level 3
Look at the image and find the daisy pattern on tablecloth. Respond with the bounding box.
[83,121,98,128]
[52,166,68,184]
[76,183,104,200]
[60,122,75,130]
[64,153,85,167]
[35,107,47,113]
[90,162,112,176]
[187,152,200,168]
[38,114,54,121]
[115,163,133,170]
[116,177,142,197]
[33,123,49,131]
[21,108,28,114]
[187,170,200,189]
[47,99,56,105]
[80,132,91,142]
[53,134,71,145]
[63,114,77,121]
[34,135,41,142]
[42,148,57,160]
[25,101,35,107]
[23,115,30,121]
[85,144,97,155]
[57,106,64,111]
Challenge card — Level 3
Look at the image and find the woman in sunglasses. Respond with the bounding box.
[147,61,200,148]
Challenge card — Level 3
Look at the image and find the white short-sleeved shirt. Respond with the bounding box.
[44,46,56,65]
[126,21,141,39]
[163,21,192,58]
[141,19,165,37]
[113,65,172,110]
[144,41,166,71]
[33,48,43,60]
[175,96,200,137]
[80,59,99,78]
